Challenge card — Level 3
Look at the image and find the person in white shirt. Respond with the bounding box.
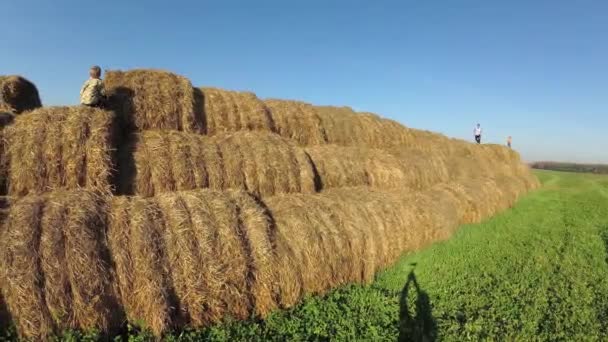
[474,123,482,144]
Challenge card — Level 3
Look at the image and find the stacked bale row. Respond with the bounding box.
[0,75,43,331]
[118,130,317,197]
[3,106,114,197]
[0,172,529,338]
[198,88,275,136]
[104,70,203,133]
[0,75,43,195]
[0,69,539,340]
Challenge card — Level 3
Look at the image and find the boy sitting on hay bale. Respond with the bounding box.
[80,65,106,108]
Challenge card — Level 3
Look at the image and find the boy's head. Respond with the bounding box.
[89,65,102,79]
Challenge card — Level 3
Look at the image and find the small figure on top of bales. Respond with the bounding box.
[474,123,482,144]
[80,65,106,108]
[507,136,512,148]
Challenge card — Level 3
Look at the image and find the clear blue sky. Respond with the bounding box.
[2,0,607,163]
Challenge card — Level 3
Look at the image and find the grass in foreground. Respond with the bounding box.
[2,170,608,341]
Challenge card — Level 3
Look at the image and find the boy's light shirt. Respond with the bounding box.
[80,78,105,105]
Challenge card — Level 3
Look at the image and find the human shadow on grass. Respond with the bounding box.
[600,224,608,266]
[399,265,438,342]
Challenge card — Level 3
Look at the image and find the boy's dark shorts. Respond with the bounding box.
[475,135,481,143]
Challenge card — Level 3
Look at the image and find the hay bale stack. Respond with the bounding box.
[305,144,453,192]
[106,189,278,335]
[105,70,202,133]
[198,88,275,135]
[386,148,451,189]
[306,145,448,191]
[4,106,114,196]
[407,129,453,154]
[0,170,535,339]
[264,99,327,145]
[121,130,316,197]
[0,190,121,340]
[264,184,471,302]
[0,76,42,114]
[314,106,412,148]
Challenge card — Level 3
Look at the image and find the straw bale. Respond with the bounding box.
[0,191,120,340]
[199,88,274,135]
[105,69,201,133]
[0,195,54,339]
[307,145,450,191]
[5,106,114,196]
[0,165,537,339]
[121,197,177,335]
[107,189,278,332]
[156,193,213,326]
[128,130,316,197]
[388,148,451,189]
[264,99,327,145]
[263,194,337,297]
[314,106,412,148]
[0,76,42,114]
[228,192,278,316]
[0,195,9,327]
[0,113,15,195]
[305,145,395,190]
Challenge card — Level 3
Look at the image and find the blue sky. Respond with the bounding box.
[2,0,607,163]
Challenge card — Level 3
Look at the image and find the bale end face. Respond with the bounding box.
[105,69,201,133]
[0,76,42,114]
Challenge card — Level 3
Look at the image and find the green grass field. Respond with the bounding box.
[3,170,608,341]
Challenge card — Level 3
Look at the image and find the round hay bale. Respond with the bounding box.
[5,106,115,197]
[127,130,316,197]
[387,148,451,189]
[199,88,275,136]
[263,193,338,297]
[0,191,121,340]
[105,69,202,133]
[0,76,42,114]
[306,145,410,190]
[0,113,15,195]
[264,99,327,145]
[314,106,412,148]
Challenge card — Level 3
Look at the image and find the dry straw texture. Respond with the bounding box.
[4,106,114,196]
[308,145,451,191]
[105,70,202,133]
[121,130,317,197]
[0,170,535,339]
[0,68,540,340]
[0,112,15,195]
[106,190,278,336]
[314,106,412,148]
[264,100,327,145]
[198,88,275,136]
[0,75,42,114]
[0,190,121,340]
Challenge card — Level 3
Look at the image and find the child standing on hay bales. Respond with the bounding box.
[80,65,106,108]
[507,136,512,148]
[474,123,482,144]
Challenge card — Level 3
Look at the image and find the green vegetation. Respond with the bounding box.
[531,161,608,174]
[2,170,607,341]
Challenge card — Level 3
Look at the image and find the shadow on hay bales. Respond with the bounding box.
[107,87,138,196]
[192,87,208,135]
